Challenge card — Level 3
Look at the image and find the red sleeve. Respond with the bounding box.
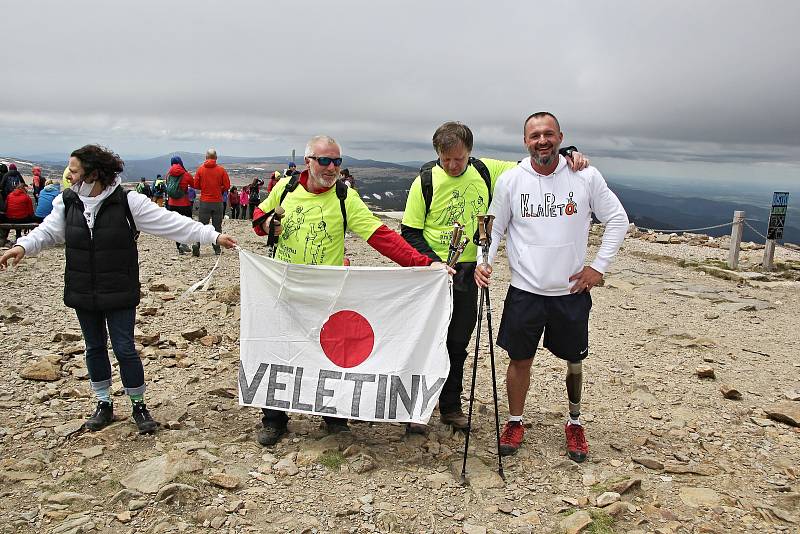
[252,207,268,236]
[366,225,434,267]
[181,172,192,191]
[25,196,34,215]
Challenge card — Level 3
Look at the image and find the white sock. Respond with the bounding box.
[509,415,523,424]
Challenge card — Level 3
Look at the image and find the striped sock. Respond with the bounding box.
[94,385,112,404]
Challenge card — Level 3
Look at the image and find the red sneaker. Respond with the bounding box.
[499,421,524,456]
[565,422,589,462]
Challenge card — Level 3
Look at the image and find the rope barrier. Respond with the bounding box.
[743,221,800,255]
[635,221,734,234]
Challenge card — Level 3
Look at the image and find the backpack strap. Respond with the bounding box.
[122,189,140,241]
[419,160,438,217]
[420,158,492,219]
[469,157,492,205]
[335,180,348,233]
[278,173,302,205]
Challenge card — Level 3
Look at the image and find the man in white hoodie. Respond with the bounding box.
[475,112,628,462]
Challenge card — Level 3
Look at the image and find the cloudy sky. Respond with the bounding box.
[2,0,799,185]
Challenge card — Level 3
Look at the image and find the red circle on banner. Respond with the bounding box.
[319,310,375,368]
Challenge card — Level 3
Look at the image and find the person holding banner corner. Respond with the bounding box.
[251,134,453,447]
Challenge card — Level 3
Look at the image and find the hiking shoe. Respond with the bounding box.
[405,423,428,435]
[178,243,190,254]
[213,244,221,255]
[84,401,114,431]
[191,243,200,257]
[565,422,589,463]
[324,419,351,434]
[440,410,468,430]
[499,421,524,456]
[257,423,287,446]
[131,403,159,434]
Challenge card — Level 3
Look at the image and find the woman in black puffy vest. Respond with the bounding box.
[0,145,237,434]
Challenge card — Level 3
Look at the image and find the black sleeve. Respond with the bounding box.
[400,224,442,262]
[559,145,578,157]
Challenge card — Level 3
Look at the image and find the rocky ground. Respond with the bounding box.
[0,216,799,534]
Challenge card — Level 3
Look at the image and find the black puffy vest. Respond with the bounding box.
[62,186,140,311]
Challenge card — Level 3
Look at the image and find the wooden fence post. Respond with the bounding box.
[727,211,745,270]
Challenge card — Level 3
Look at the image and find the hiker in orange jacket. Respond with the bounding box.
[192,148,230,256]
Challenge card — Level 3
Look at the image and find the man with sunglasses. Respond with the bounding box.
[400,121,588,434]
[250,135,453,447]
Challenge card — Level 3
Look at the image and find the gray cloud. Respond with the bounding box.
[2,0,799,181]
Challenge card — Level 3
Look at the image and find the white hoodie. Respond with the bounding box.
[484,155,628,296]
[17,177,220,256]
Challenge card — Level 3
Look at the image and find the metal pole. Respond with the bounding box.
[763,239,776,271]
[483,286,505,480]
[727,210,745,270]
[460,287,484,484]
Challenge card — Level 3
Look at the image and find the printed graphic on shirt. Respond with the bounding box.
[434,184,488,247]
[276,205,334,264]
[520,191,578,218]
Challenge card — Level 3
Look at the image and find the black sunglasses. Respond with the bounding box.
[308,156,343,167]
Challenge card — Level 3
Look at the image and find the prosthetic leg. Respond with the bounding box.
[566,361,583,419]
[565,361,588,462]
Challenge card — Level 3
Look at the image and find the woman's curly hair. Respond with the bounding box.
[70,144,124,187]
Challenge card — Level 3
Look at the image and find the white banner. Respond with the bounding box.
[238,249,452,424]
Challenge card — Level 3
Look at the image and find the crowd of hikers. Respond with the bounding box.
[0,116,628,467]
[0,155,316,250]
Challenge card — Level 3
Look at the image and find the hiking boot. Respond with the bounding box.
[131,403,159,434]
[213,244,221,255]
[178,243,190,254]
[84,401,114,431]
[324,419,351,434]
[257,423,287,446]
[565,422,589,463]
[499,421,524,456]
[191,243,200,257]
[405,423,428,435]
[440,410,468,430]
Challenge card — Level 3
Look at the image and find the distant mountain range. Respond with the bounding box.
[2,152,796,244]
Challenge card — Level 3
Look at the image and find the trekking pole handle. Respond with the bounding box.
[266,206,285,257]
[476,214,494,246]
[447,237,470,268]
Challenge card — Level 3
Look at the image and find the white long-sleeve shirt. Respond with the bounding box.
[484,155,628,296]
[17,177,220,256]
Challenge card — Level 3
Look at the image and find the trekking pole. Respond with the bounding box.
[448,237,469,268]
[460,276,484,484]
[479,215,504,480]
[446,222,464,265]
[266,206,285,258]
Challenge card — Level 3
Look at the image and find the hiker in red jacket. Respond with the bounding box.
[165,155,195,254]
[0,185,36,245]
[193,148,230,256]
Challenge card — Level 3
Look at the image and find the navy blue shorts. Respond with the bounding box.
[497,286,592,362]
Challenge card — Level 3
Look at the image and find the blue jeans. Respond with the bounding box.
[75,307,145,396]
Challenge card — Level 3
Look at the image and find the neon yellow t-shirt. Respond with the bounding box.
[259,177,382,266]
[402,158,517,262]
